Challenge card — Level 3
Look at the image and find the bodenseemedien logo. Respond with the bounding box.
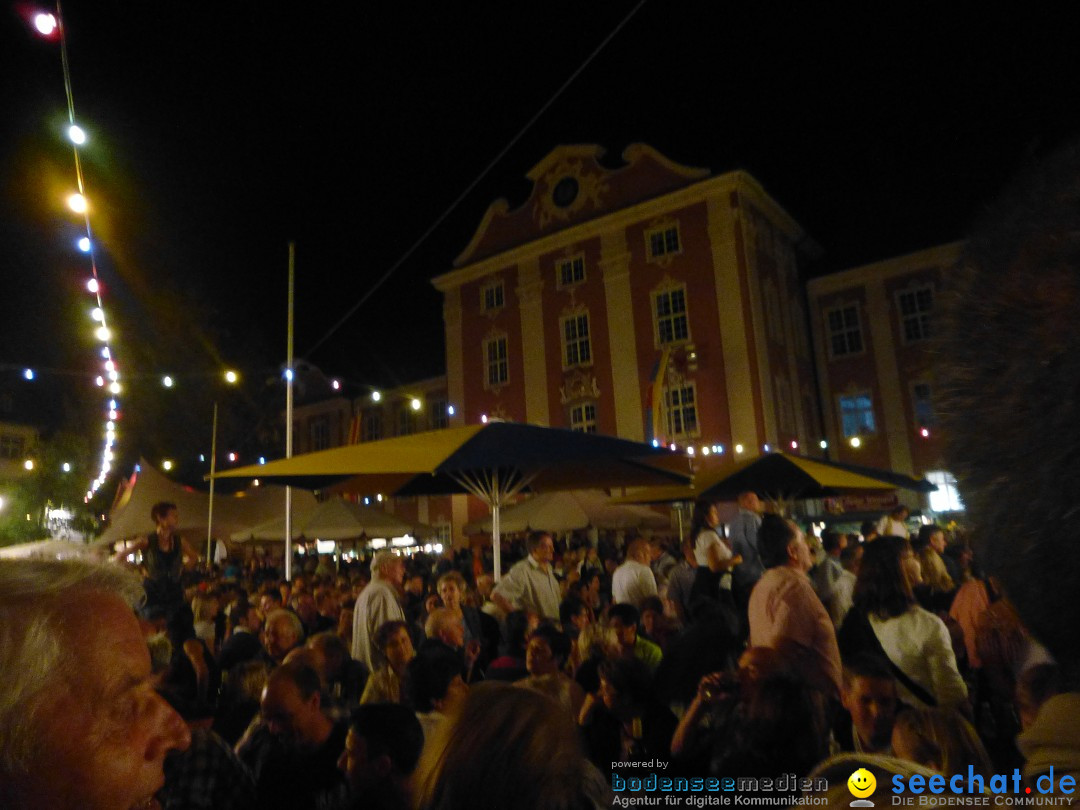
[849,768,877,807]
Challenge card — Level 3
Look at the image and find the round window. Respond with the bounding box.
[552,176,579,208]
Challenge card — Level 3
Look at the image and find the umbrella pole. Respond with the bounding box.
[492,468,501,581]
[676,501,684,544]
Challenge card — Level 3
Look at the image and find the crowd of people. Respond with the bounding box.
[0,495,1070,810]
[4,141,1080,809]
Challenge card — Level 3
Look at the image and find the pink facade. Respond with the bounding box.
[808,243,960,477]
[435,144,820,479]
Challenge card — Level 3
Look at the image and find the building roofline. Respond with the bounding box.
[807,241,965,295]
[434,168,809,291]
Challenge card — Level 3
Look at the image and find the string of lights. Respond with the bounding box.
[2,360,453,414]
[25,4,121,502]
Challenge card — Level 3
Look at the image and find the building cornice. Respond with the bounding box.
[433,170,807,292]
[807,241,965,296]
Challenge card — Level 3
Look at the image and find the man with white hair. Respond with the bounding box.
[352,551,406,671]
[263,608,305,665]
[0,559,192,809]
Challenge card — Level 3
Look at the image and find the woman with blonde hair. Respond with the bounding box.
[413,681,609,810]
[572,621,621,693]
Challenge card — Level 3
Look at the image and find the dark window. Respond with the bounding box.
[397,407,417,436]
[309,416,330,451]
[570,402,598,433]
[557,255,586,287]
[563,313,591,367]
[486,337,508,386]
[362,410,383,442]
[913,383,935,427]
[0,434,26,459]
[655,288,689,344]
[552,176,579,208]
[898,287,933,342]
[483,282,504,311]
[647,226,681,258]
[827,305,863,357]
[666,385,698,436]
[429,398,449,430]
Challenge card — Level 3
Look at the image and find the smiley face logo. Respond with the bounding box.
[848,768,877,799]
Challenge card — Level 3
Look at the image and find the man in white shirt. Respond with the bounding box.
[353,551,406,672]
[491,530,562,622]
[877,505,910,539]
[611,537,658,609]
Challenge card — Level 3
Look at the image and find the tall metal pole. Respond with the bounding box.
[491,469,501,581]
[285,242,295,581]
[206,402,219,563]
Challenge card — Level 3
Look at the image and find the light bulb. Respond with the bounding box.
[34,13,57,35]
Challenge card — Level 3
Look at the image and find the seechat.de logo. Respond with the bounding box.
[849,768,878,807]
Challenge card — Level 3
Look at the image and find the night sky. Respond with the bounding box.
[3,1,1080,484]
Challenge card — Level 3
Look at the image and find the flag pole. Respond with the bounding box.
[206,402,218,563]
[285,242,295,581]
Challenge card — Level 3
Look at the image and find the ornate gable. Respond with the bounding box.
[454,143,709,267]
